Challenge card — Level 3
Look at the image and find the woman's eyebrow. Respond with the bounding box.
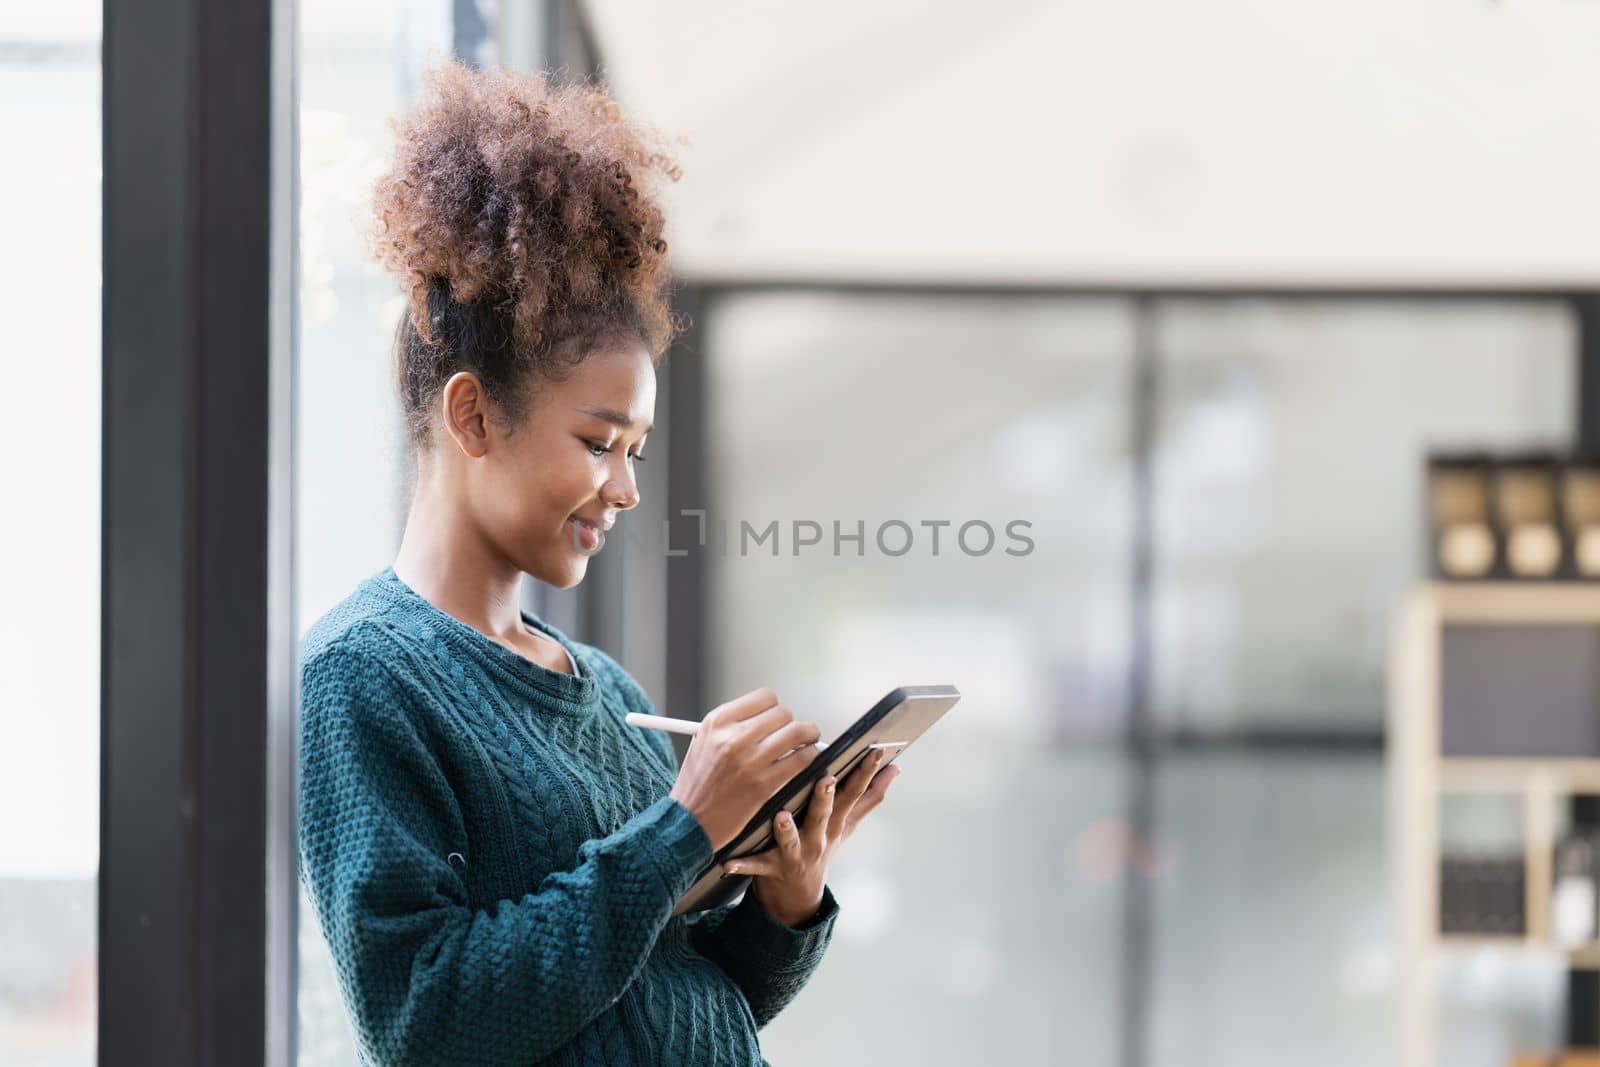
[577,406,653,434]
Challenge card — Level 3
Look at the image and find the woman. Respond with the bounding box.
[296,62,900,1066]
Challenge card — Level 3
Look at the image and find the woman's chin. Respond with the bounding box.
[523,550,588,590]
[554,562,587,589]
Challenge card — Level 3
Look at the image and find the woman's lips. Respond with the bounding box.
[569,516,603,552]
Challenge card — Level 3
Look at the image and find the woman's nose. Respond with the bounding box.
[605,472,641,511]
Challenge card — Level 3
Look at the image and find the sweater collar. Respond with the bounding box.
[367,565,601,716]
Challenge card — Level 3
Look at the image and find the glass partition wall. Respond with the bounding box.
[698,290,1574,1067]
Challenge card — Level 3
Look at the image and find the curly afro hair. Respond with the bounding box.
[370,61,683,447]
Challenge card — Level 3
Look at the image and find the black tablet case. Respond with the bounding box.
[671,684,961,916]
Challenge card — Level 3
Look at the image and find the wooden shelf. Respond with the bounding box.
[1438,759,1600,793]
[1390,583,1600,1064]
[1437,936,1600,969]
[1511,1052,1600,1067]
[1437,933,1534,949]
[1417,581,1600,623]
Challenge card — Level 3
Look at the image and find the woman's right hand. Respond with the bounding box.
[668,688,821,853]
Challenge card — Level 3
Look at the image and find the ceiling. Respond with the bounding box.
[584,0,1600,288]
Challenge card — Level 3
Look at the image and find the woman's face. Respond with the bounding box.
[435,335,655,589]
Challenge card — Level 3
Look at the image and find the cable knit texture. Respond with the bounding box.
[298,565,839,1066]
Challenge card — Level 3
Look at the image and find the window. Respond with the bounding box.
[0,5,102,1063]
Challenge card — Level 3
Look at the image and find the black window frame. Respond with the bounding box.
[100,0,297,1062]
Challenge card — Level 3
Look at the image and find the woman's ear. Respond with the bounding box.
[439,371,491,458]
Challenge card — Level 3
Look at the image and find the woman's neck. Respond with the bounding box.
[392,480,526,644]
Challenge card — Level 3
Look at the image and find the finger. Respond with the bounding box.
[755,718,822,762]
[722,847,779,878]
[765,741,824,787]
[843,765,902,837]
[710,687,781,724]
[774,809,805,861]
[831,750,885,837]
[847,749,885,796]
[805,776,835,852]
[738,702,795,743]
[716,703,795,761]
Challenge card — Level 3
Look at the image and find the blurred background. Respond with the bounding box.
[13,0,1600,1064]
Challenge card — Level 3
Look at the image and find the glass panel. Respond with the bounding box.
[1151,299,1574,732]
[704,291,1134,1060]
[296,4,413,628]
[295,3,414,1063]
[1151,755,1563,1067]
[1149,754,1400,1067]
[0,5,101,1064]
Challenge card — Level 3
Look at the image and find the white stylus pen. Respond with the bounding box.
[623,712,705,737]
[625,712,828,749]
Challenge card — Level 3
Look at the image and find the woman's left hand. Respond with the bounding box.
[720,747,902,927]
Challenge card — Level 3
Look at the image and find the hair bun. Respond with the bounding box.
[370,60,681,363]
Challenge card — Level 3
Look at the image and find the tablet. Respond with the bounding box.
[671,684,961,916]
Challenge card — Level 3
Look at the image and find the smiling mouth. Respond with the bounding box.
[569,517,604,553]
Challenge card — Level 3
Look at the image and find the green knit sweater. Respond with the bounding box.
[298,565,839,1066]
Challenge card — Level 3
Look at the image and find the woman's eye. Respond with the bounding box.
[586,440,645,463]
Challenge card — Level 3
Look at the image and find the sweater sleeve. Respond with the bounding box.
[685,882,840,1029]
[573,644,843,1029]
[297,642,715,1066]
